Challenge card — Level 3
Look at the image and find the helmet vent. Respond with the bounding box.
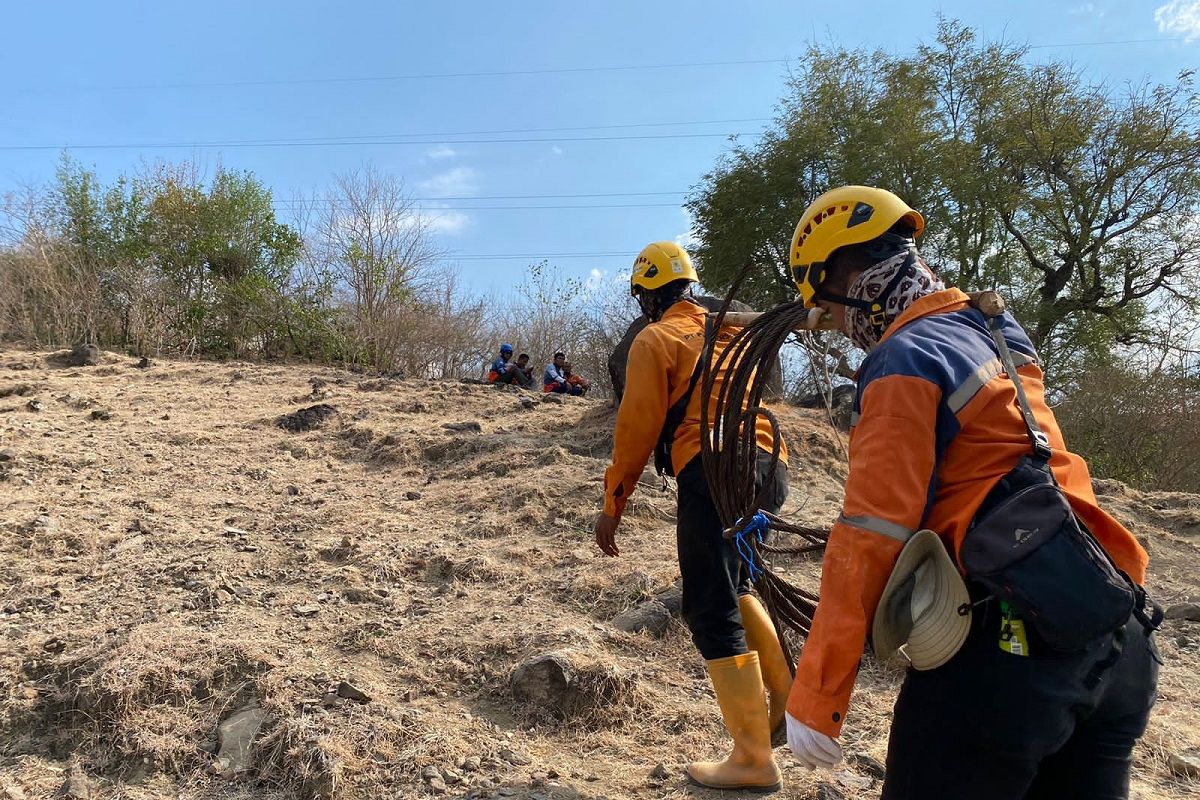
[847,201,875,228]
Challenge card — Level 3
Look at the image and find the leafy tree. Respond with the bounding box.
[687,19,1200,383]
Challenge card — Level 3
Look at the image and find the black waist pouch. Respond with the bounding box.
[960,454,1135,652]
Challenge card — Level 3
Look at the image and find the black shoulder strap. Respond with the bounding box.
[978,301,1053,461]
[654,316,712,476]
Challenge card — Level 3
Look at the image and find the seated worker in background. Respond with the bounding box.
[516,353,535,386]
[544,352,582,395]
[488,344,532,388]
[563,362,591,395]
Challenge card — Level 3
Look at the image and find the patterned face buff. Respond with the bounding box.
[844,251,945,351]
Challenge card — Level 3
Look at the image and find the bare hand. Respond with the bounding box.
[594,513,620,557]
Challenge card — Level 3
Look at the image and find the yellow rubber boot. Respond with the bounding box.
[687,653,782,793]
[740,594,793,744]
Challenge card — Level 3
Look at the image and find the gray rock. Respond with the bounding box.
[443,421,483,433]
[613,600,672,637]
[422,766,441,781]
[335,681,371,703]
[405,491,422,501]
[0,449,15,462]
[814,781,846,800]
[649,763,670,781]
[511,654,574,717]
[460,757,481,772]
[215,705,269,775]
[655,582,683,616]
[89,409,111,421]
[67,343,100,367]
[541,393,564,405]
[849,753,886,780]
[276,404,337,433]
[1170,749,1200,778]
[1165,602,1200,622]
[55,763,90,800]
[428,777,447,794]
[519,397,537,410]
[499,747,533,766]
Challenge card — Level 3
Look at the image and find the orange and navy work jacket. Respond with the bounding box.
[786,288,1149,738]
[602,300,787,519]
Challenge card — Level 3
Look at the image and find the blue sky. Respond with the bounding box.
[2,1,1198,294]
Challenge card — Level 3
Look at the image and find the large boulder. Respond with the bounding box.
[608,296,784,405]
[67,343,101,367]
[509,651,635,724]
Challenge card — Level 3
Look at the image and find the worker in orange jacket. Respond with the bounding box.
[594,241,792,792]
[784,186,1160,799]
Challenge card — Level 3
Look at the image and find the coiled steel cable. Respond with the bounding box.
[699,273,831,667]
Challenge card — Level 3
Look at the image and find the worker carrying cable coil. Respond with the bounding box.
[706,185,1162,799]
[593,240,794,792]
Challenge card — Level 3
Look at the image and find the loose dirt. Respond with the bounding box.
[1,347,1197,799]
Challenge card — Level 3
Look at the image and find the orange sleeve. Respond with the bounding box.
[603,333,671,518]
[787,374,942,737]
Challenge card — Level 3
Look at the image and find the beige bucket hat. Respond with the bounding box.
[872,529,972,670]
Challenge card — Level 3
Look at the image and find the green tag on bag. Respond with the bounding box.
[999,600,1031,657]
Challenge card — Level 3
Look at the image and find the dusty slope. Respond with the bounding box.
[0,347,1197,800]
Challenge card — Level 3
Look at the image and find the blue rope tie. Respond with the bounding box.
[731,511,770,582]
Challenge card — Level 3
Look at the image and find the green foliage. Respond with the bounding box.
[4,156,336,360]
[687,19,1200,385]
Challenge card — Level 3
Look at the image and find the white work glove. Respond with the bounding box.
[785,712,843,769]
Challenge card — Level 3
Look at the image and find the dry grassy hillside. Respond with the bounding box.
[1,347,1197,800]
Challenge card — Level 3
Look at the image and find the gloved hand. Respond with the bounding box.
[785,712,843,769]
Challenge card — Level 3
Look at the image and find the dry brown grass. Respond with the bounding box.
[0,345,1197,799]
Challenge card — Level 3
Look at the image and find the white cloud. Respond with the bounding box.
[1070,3,1105,18]
[417,166,478,197]
[426,144,457,161]
[422,208,470,235]
[1156,0,1200,41]
[550,145,564,156]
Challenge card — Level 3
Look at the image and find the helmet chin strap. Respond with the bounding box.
[815,246,918,327]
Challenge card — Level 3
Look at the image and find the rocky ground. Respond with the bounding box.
[0,346,1198,800]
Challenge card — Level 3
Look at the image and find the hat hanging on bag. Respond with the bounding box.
[872,530,972,670]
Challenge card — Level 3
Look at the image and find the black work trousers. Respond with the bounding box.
[881,591,1161,800]
[675,451,789,660]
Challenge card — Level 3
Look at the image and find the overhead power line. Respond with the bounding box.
[447,251,633,261]
[275,191,688,203]
[274,202,683,211]
[22,40,1187,92]
[0,131,760,152]
[197,117,771,145]
[39,58,791,92]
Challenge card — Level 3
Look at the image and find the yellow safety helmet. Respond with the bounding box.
[790,186,924,307]
[630,241,698,296]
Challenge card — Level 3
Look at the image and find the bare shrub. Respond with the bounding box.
[1056,361,1200,492]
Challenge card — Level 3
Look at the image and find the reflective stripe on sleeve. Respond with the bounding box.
[946,354,1035,414]
[838,514,916,543]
